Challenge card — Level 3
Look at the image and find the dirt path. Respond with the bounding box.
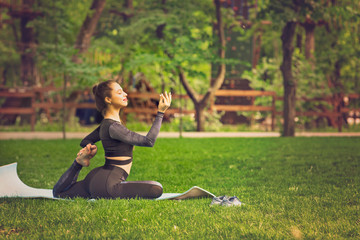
[1,131,360,140]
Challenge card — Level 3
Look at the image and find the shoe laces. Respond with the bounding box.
[210,195,242,206]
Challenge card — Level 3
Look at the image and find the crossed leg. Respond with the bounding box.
[54,144,162,199]
[53,144,97,198]
[109,181,163,199]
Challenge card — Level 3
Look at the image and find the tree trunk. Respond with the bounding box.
[303,17,316,62]
[252,33,262,69]
[20,0,38,86]
[0,0,43,125]
[195,103,206,132]
[125,0,133,9]
[332,61,343,132]
[280,21,297,137]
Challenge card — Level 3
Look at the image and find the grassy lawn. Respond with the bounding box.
[0,137,359,239]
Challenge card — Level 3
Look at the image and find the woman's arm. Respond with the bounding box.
[80,126,100,147]
[109,91,171,147]
[109,112,164,147]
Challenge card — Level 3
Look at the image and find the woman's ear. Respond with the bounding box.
[105,97,112,105]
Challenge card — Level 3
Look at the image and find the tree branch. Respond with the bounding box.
[177,67,200,104]
[73,0,107,62]
[109,9,134,21]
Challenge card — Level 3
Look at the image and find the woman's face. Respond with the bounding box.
[109,82,128,108]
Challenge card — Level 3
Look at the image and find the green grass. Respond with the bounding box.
[0,138,359,239]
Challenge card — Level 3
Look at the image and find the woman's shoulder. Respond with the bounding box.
[99,119,125,138]
[108,120,127,130]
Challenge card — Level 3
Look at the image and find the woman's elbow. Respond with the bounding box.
[145,139,155,147]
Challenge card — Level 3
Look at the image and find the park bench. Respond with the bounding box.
[1,86,359,132]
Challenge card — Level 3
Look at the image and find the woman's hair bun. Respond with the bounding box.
[92,84,98,96]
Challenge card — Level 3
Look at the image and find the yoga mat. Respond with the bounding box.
[0,163,215,200]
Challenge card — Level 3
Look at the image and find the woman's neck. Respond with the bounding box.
[104,109,121,122]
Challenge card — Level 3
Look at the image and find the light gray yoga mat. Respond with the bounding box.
[0,163,215,200]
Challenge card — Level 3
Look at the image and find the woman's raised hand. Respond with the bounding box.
[158,91,172,113]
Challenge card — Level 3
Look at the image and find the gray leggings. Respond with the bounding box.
[53,160,163,199]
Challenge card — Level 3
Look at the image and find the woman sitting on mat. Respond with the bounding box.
[53,80,171,199]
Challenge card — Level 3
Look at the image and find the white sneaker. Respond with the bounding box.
[210,195,228,205]
[221,196,242,207]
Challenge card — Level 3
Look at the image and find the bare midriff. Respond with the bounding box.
[105,156,132,174]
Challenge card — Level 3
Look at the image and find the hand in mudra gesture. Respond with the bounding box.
[158,91,172,113]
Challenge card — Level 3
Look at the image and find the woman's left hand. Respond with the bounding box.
[158,91,172,113]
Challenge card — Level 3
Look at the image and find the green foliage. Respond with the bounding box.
[204,111,225,132]
[112,0,242,94]
[242,0,360,129]
[33,0,93,45]
[119,5,215,92]
[31,0,108,88]
[2,0,360,131]
[37,43,105,88]
[291,51,334,128]
[0,138,359,239]
[315,1,360,94]
[257,0,360,96]
[242,57,282,118]
[0,14,21,85]
[242,57,282,94]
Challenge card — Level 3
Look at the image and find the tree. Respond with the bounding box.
[1,0,108,87]
[0,0,43,86]
[255,0,303,136]
[256,0,330,136]
[0,1,44,125]
[114,0,239,131]
[315,0,360,131]
[178,0,226,131]
[0,0,109,129]
[280,20,297,136]
[246,0,360,133]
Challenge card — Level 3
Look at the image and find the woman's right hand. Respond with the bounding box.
[158,91,172,113]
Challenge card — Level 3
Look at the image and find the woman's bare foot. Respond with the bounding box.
[76,144,97,167]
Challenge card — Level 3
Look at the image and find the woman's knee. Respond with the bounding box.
[144,181,163,198]
[152,183,163,198]
[52,188,59,198]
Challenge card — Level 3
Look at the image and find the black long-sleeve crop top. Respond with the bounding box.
[80,112,164,159]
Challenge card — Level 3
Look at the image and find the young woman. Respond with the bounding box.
[53,80,171,199]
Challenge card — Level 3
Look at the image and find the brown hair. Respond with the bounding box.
[92,80,117,116]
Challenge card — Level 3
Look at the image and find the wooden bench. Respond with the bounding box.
[0,90,36,130]
[1,86,359,132]
[211,90,276,130]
